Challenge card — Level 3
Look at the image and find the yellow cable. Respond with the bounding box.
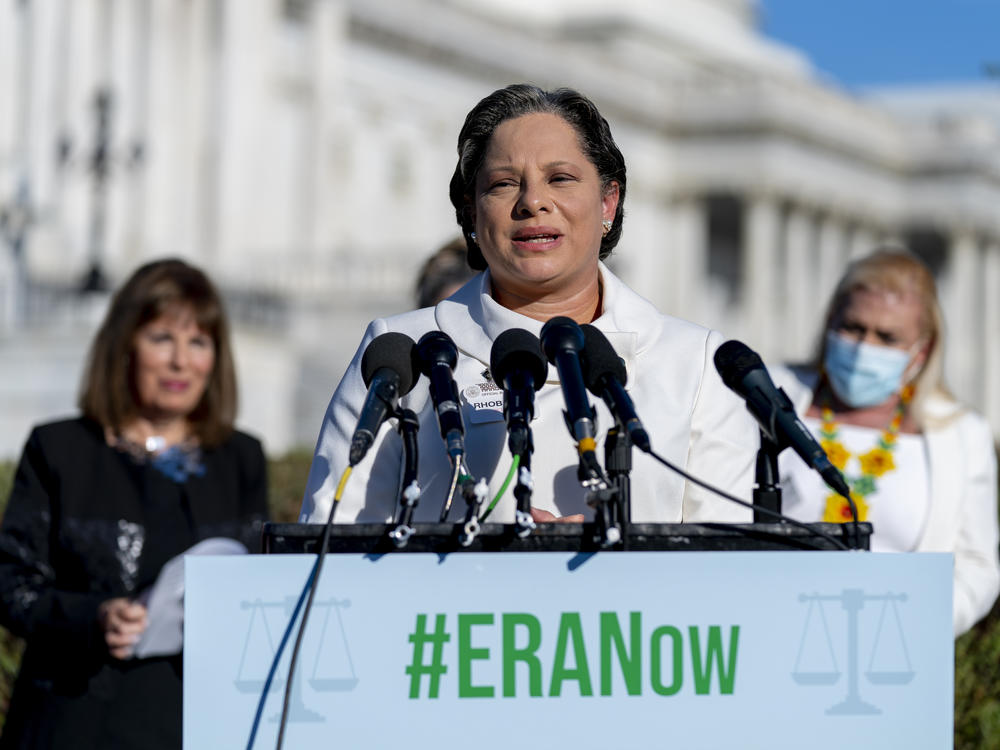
[333,466,353,503]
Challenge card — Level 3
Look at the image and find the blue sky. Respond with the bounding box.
[758,0,1000,90]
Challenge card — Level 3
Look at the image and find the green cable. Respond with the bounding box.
[479,454,519,521]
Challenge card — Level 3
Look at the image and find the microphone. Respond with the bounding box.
[579,325,650,453]
[349,332,419,466]
[539,316,598,456]
[540,316,616,546]
[489,328,547,456]
[713,340,851,499]
[415,330,466,460]
[490,328,547,536]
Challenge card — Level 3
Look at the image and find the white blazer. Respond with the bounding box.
[773,366,1000,636]
[300,263,757,526]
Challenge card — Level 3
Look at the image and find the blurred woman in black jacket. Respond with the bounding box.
[0,259,268,749]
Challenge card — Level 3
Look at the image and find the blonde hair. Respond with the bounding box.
[814,247,956,428]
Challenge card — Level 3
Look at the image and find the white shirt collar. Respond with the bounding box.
[434,262,659,383]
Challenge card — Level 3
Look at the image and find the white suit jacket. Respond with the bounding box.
[773,366,1000,636]
[301,264,757,526]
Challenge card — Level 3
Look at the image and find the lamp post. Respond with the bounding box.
[80,87,113,293]
[74,85,144,294]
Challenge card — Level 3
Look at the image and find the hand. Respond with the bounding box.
[98,597,148,660]
[530,507,586,524]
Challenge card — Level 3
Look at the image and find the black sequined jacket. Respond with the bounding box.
[0,417,268,749]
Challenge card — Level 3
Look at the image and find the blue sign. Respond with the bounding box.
[184,551,952,749]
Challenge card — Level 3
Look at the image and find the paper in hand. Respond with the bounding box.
[133,537,247,659]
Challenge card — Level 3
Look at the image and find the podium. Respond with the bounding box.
[262,520,871,553]
[184,522,952,749]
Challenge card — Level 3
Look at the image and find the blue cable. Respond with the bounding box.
[244,559,318,750]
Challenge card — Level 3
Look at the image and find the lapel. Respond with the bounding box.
[916,421,960,551]
[433,263,653,384]
[177,446,230,530]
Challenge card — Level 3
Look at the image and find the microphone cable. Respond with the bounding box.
[712,339,860,543]
[439,460,463,522]
[244,465,352,750]
[478,455,520,522]
[644,447,854,551]
[437,456,488,544]
[275,466,352,749]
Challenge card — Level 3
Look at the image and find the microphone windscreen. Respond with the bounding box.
[540,316,584,364]
[579,325,627,391]
[713,340,763,392]
[490,329,547,391]
[415,330,458,374]
[361,332,418,394]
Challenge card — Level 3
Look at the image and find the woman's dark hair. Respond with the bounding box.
[414,236,477,308]
[79,258,238,447]
[448,84,627,270]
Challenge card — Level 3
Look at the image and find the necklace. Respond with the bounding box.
[109,432,205,483]
[818,386,912,523]
[144,435,167,453]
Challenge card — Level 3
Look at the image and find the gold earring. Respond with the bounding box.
[601,220,612,237]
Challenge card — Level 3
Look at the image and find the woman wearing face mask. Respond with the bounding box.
[773,248,999,636]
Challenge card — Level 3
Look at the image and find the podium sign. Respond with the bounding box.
[184,551,952,749]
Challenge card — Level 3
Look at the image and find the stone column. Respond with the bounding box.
[667,193,708,324]
[782,204,817,361]
[187,0,215,263]
[816,212,848,333]
[0,0,16,159]
[942,229,980,404]
[215,0,271,278]
[304,0,342,255]
[619,186,671,313]
[983,241,1000,434]
[117,0,152,269]
[144,0,204,265]
[0,0,32,327]
[743,191,781,357]
[848,223,877,261]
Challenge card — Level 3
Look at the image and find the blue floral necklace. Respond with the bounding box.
[111,432,206,483]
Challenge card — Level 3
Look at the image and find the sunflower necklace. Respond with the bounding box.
[818,386,913,524]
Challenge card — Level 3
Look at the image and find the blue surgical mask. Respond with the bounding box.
[823,331,914,408]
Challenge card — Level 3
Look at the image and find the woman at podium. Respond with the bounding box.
[773,249,1000,635]
[301,84,757,526]
[0,259,269,748]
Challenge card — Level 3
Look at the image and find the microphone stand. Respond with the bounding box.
[753,429,783,523]
[604,426,631,550]
[389,409,421,547]
[512,440,536,538]
[505,413,536,537]
[579,451,620,548]
[458,472,488,547]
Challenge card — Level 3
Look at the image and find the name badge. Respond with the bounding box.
[463,381,505,424]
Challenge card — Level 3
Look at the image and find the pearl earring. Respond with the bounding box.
[601,220,612,237]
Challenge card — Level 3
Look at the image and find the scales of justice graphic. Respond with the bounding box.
[792,588,914,715]
[234,595,359,721]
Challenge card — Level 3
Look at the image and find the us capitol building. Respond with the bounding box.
[1,0,998,457]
